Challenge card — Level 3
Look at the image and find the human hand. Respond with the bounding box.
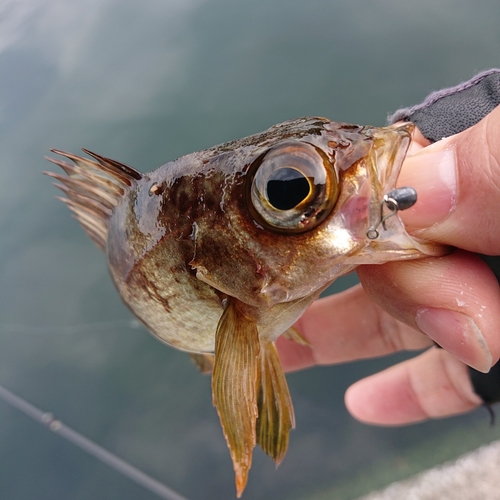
[278,105,500,426]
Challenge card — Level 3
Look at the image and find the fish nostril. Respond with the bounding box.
[149,183,164,196]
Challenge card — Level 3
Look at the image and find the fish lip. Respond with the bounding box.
[324,122,447,268]
[370,122,413,196]
[354,122,413,235]
[358,122,448,259]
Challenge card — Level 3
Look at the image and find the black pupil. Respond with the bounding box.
[266,168,310,210]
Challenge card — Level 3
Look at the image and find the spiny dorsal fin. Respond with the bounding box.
[212,299,260,498]
[45,149,142,251]
[81,149,143,182]
[256,340,295,464]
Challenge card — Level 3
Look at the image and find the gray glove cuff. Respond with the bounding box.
[388,69,500,142]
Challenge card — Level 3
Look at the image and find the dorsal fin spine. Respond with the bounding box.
[45,149,142,251]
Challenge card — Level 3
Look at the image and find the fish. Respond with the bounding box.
[45,117,446,497]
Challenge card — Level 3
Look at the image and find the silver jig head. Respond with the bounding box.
[366,186,417,240]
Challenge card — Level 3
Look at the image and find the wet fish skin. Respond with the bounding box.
[46,117,446,496]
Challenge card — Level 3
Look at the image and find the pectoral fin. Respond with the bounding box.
[189,353,214,374]
[256,340,295,464]
[283,326,311,346]
[212,299,260,498]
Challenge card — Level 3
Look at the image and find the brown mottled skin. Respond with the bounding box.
[103,117,438,353]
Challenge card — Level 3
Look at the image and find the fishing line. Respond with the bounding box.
[0,385,189,500]
[0,319,143,335]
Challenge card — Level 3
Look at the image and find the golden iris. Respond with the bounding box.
[248,141,339,233]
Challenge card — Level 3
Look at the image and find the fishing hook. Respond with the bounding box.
[366,186,417,240]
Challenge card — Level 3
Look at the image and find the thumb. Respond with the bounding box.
[397,105,500,254]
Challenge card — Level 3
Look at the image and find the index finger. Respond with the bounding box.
[277,284,431,372]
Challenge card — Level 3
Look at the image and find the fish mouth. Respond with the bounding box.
[364,122,414,236]
[369,122,414,199]
[344,122,449,264]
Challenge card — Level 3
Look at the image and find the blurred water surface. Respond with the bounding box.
[1,1,500,499]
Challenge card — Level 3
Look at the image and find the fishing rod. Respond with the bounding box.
[0,385,189,500]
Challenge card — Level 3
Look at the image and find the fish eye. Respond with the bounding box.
[248,141,339,233]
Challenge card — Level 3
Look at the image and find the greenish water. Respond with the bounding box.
[1,1,500,499]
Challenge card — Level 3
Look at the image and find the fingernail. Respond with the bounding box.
[415,307,492,373]
[398,145,457,230]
